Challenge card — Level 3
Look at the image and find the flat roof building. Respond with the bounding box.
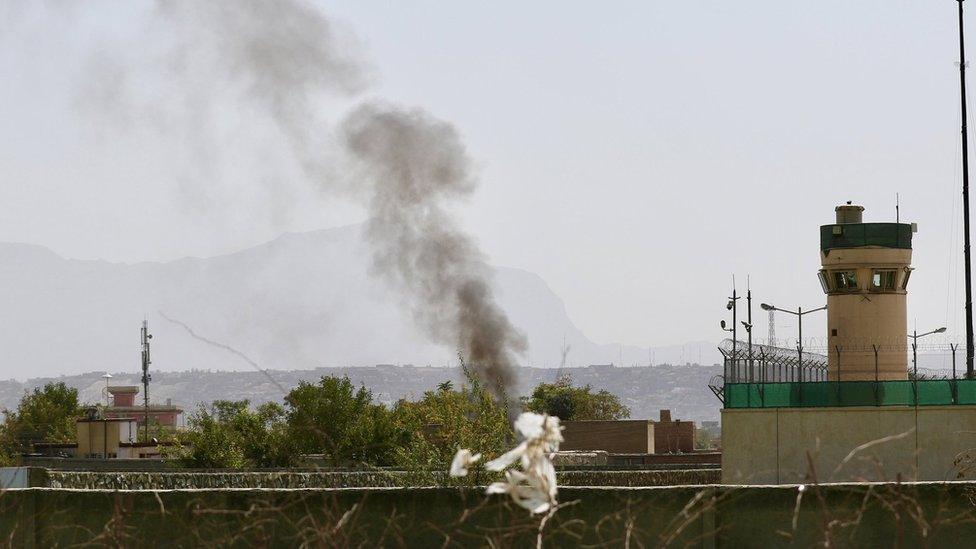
[104,385,182,428]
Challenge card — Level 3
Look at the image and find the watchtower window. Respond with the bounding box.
[817,270,830,293]
[833,271,858,291]
[872,270,897,291]
[902,268,913,290]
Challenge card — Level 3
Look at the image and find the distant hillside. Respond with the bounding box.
[0,364,723,423]
[0,224,721,378]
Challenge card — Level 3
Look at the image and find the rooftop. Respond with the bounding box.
[820,222,913,252]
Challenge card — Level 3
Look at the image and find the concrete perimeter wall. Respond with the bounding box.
[1,482,975,547]
[723,405,976,484]
[0,467,719,490]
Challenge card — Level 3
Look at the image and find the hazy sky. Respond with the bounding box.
[0,1,971,351]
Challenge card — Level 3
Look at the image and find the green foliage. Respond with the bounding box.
[171,372,512,474]
[284,376,405,467]
[172,400,294,468]
[0,382,82,461]
[524,375,630,421]
[393,381,511,475]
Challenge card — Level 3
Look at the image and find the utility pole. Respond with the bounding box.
[958,0,975,378]
[731,287,738,376]
[721,280,740,381]
[798,306,804,381]
[746,281,753,379]
[141,320,153,441]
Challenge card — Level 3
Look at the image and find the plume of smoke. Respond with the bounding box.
[150,0,369,175]
[76,0,370,217]
[53,1,529,402]
[342,104,527,402]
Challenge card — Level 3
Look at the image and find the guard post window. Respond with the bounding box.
[833,271,858,291]
[902,267,913,290]
[817,270,831,293]
[872,270,897,291]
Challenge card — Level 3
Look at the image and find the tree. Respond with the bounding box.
[436,380,454,392]
[172,400,294,468]
[283,376,405,466]
[0,382,82,462]
[524,375,630,421]
[393,380,510,472]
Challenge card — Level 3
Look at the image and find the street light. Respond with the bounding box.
[760,302,827,381]
[909,326,947,381]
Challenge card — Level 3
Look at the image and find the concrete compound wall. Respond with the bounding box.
[0,482,974,547]
[0,467,718,490]
[722,405,976,484]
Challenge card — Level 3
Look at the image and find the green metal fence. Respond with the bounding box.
[724,379,976,409]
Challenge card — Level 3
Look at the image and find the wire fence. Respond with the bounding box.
[717,339,829,384]
[711,339,976,408]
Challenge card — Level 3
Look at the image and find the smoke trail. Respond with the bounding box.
[342,104,527,402]
[158,311,287,395]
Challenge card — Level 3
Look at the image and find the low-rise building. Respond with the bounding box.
[76,416,138,459]
[561,420,654,454]
[559,409,700,455]
[33,412,169,460]
[104,385,182,428]
[653,410,696,454]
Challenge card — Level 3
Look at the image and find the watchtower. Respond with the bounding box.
[818,202,914,380]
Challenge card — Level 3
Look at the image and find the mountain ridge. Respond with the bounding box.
[0,224,721,379]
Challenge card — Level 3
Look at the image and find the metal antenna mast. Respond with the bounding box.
[141,320,153,441]
[958,0,975,378]
[768,309,776,348]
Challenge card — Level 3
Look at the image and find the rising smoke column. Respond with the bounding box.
[342,104,527,401]
[66,0,528,400]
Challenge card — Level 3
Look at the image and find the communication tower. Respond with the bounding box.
[141,320,153,440]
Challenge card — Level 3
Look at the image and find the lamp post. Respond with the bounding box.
[760,303,827,381]
[909,326,947,381]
